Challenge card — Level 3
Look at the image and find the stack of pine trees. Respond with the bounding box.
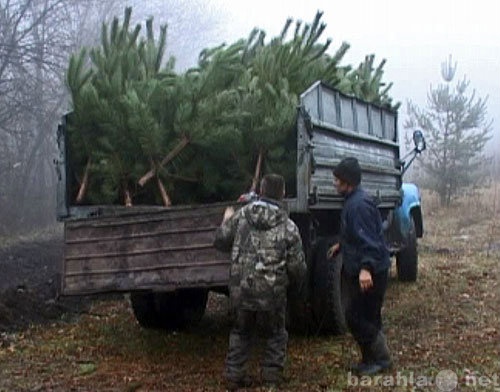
[66,7,397,206]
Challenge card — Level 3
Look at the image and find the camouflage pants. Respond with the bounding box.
[225,306,288,382]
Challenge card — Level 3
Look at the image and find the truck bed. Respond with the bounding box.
[292,81,401,212]
[61,203,233,295]
[57,81,403,296]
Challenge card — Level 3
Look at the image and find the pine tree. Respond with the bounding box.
[66,8,398,206]
[348,55,398,108]
[227,12,351,192]
[152,40,247,203]
[67,7,179,205]
[405,57,492,206]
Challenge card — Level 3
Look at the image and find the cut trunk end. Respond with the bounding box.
[124,189,132,207]
[250,149,264,193]
[75,158,91,203]
[157,177,172,207]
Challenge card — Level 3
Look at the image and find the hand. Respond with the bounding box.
[359,269,373,292]
[222,206,235,223]
[327,243,340,259]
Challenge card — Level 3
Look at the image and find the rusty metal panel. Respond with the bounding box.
[61,203,234,295]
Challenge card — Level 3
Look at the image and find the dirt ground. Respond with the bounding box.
[0,189,496,337]
[0,227,93,333]
[0,194,499,391]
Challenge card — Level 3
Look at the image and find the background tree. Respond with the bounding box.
[0,0,132,235]
[404,56,492,206]
[0,0,221,235]
[0,0,75,234]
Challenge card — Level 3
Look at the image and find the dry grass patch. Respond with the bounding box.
[0,190,499,391]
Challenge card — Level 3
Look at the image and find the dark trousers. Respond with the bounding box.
[344,270,388,346]
[225,307,288,382]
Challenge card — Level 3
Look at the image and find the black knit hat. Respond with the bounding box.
[333,157,361,186]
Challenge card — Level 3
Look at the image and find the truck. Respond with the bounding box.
[55,81,425,334]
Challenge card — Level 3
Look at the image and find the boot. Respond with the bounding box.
[372,332,392,369]
[225,375,253,391]
[261,368,284,388]
[349,344,372,372]
[357,332,391,375]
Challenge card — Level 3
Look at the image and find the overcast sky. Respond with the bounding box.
[140,0,500,150]
[215,0,500,149]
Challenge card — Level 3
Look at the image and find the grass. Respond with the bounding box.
[0,189,499,391]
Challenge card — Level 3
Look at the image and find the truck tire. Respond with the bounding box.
[286,286,310,334]
[311,238,348,335]
[130,289,208,330]
[396,216,418,282]
[130,291,161,329]
[175,289,209,327]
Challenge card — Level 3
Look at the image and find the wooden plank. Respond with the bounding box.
[61,203,234,295]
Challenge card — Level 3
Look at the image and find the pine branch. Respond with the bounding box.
[162,172,198,183]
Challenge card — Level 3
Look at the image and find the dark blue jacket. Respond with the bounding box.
[340,187,390,276]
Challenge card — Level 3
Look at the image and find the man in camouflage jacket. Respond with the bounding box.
[214,174,306,390]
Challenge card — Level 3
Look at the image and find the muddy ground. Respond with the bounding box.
[0,228,94,333]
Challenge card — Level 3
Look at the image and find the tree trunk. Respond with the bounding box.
[76,158,91,203]
[124,188,132,207]
[157,177,172,207]
[250,148,264,193]
[138,135,190,187]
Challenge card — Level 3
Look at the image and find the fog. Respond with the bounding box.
[132,0,500,152]
[184,0,500,152]
[1,0,498,235]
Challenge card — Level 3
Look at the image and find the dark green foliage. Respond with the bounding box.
[66,7,177,205]
[66,8,396,206]
[348,55,398,109]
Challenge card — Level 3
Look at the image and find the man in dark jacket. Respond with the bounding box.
[214,173,306,390]
[328,157,392,375]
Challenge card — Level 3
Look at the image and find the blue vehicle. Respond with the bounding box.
[384,130,426,282]
[392,182,424,281]
[56,81,425,334]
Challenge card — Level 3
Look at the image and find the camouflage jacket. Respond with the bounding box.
[214,198,306,311]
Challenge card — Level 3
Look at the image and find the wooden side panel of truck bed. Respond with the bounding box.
[61,203,233,295]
